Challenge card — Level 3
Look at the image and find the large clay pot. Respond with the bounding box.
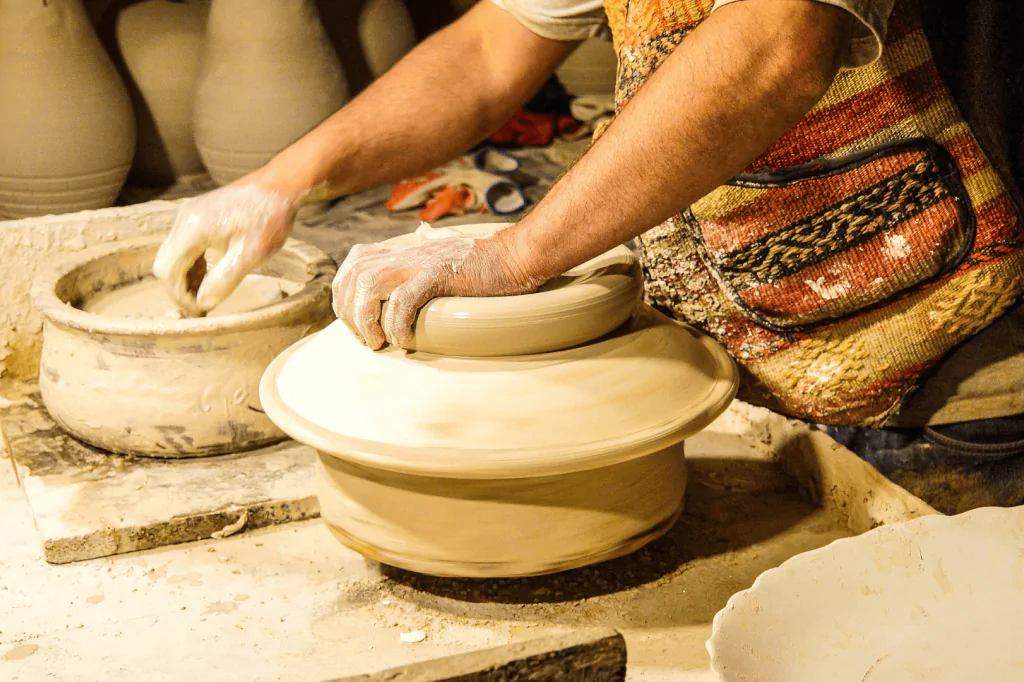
[0,0,136,219]
[358,0,416,78]
[32,236,336,457]
[115,0,210,186]
[194,0,348,185]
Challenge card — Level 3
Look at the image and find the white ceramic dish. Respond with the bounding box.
[707,506,1024,682]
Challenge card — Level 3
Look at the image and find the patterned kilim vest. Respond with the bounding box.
[599,0,1024,426]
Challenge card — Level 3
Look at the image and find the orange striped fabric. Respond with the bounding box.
[601,0,1024,425]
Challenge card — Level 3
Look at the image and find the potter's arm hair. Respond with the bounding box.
[495,0,853,282]
[254,1,578,201]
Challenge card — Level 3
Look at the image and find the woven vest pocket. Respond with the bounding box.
[685,138,975,332]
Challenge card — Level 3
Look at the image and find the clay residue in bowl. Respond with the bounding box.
[79,274,302,319]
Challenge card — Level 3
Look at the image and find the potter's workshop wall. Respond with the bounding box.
[0,202,179,381]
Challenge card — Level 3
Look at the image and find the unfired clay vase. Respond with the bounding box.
[385,223,643,356]
[194,0,348,185]
[708,506,1024,681]
[32,237,336,457]
[115,0,210,185]
[555,38,618,96]
[260,246,738,576]
[358,0,416,78]
[0,0,136,218]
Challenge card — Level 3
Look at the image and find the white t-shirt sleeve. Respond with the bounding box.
[712,0,895,69]
[490,0,610,41]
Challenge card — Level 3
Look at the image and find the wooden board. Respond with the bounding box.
[329,630,626,682]
[0,383,319,564]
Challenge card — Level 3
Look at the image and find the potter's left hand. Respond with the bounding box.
[333,228,542,350]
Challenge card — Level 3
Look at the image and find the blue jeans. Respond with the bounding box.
[826,414,1024,514]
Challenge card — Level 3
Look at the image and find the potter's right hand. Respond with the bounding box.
[153,184,298,316]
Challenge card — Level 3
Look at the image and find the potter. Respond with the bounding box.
[158,0,1024,518]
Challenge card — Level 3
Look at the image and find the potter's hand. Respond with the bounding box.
[333,230,541,350]
[153,185,297,316]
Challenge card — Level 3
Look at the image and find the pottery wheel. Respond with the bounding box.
[259,231,739,576]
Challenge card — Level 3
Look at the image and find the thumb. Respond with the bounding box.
[383,270,438,349]
[195,239,254,312]
[153,219,211,316]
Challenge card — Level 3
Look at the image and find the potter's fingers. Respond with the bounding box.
[355,298,385,350]
[334,250,400,327]
[383,270,438,349]
[352,267,411,350]
[332,265,365,327]
[331,270,346,320]
[334,255,379,334]
[334,245,383,316]
[153,227,210,316]
[334,262,368,337]
[195,239,255,312]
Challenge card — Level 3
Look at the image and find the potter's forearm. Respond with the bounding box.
[500,0,852,281]
[254,2,577,203]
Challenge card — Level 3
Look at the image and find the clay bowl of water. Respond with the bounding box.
[32,236,336,457]
[260,224,739,578]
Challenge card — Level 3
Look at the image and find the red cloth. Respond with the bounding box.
[489,110,581,147]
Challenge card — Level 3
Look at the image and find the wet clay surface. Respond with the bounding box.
[80,274,300,319]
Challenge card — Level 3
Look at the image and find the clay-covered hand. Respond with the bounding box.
[333,229,542,350]
[153,184,298,316]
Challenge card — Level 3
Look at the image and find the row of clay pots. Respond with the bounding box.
[0,0,416,219]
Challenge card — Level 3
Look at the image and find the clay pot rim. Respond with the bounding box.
[705,505,1023,680]
[31,235,337,337]
[259,309,740,479]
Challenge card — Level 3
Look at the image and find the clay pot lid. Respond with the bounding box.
[379,223,643,356]
[260,305,739,479]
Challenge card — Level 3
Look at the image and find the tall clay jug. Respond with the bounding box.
[358,0,416,79]
[115,0,210,186]
[194,0,349,185]
[0,0,136,219]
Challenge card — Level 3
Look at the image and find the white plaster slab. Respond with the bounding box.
[1,382,318,564]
